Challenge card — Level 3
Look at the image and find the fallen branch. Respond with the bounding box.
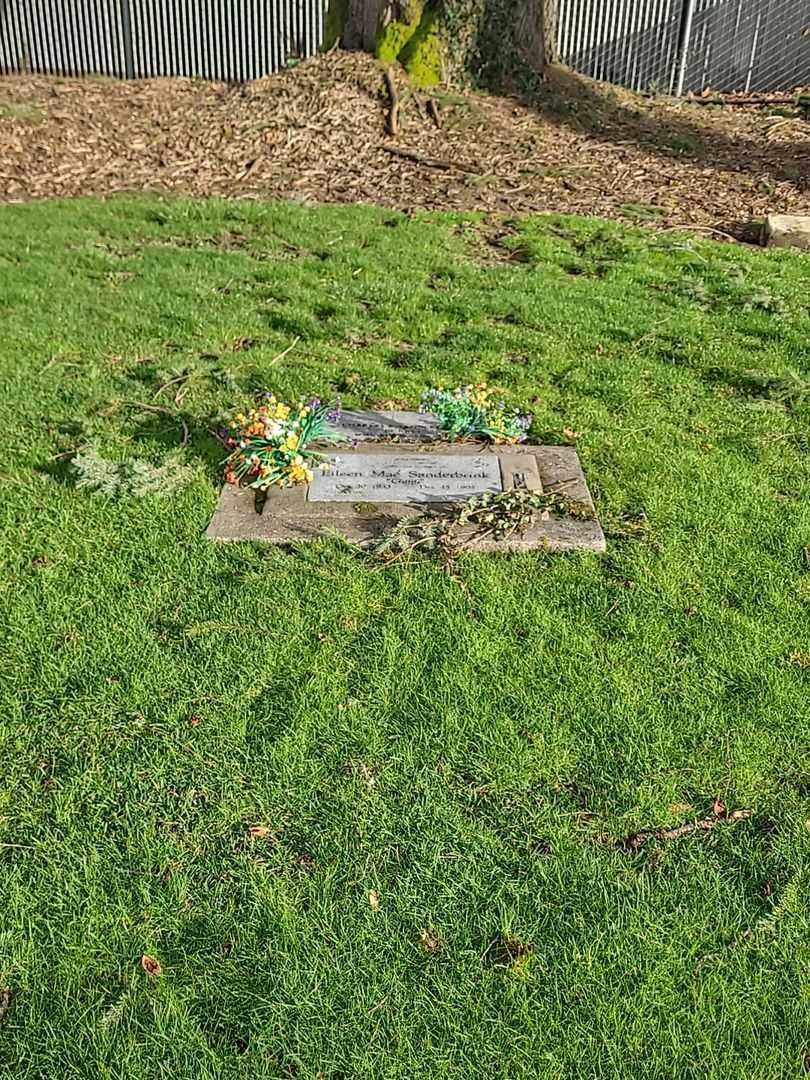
[384,67,400,138]
[382,145,480,174]
[685,96,799,107]
[613,808,753,851]
[427,98,442,129]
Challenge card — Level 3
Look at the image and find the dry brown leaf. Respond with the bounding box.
[368,889,380,910]
[247,824,273,839]
[418,927,441,955]
[141,954,162,976]
[231,336,259,351]
[713,799,727,818]
[357,763,376,790]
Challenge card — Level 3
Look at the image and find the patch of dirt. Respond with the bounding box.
[1,52,809,237]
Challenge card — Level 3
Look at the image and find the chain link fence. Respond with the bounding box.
[557,0,810,95]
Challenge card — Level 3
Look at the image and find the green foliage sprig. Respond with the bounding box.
[421,383,531,442]
[369,488,593,565]
[70,446,193,498]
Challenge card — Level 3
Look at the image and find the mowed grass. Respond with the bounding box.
[1,197,810,1079]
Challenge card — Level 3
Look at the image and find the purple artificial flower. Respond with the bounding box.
[326,394,342,424]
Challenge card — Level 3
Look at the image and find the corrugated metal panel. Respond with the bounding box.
[1,0,808,90]
[558,0,810,93]
[0,0,325,79]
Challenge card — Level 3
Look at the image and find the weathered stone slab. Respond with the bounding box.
[309,453,502,503]
[206,442,605,554]
[332,410,440,441]
[497,452,543,492]
[765,214,810,251]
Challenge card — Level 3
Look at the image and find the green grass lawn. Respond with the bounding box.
[2,196,810,1079]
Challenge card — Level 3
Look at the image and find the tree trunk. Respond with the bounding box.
[326,0,557,88]
[342,0,389,51]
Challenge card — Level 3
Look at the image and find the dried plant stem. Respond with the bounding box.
[121,401,190,447]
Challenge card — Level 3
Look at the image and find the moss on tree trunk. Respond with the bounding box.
[324,0,442,86]
[323,0,553,91]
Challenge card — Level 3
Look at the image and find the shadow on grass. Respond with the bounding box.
[130,412,225,474]
[36,413,226,491]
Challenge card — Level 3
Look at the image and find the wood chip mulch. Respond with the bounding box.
[1,51,809,238]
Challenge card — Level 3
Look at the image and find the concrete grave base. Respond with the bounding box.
[765,214,810,251]
[206,442,605,553]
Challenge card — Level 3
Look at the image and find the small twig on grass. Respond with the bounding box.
[268,336,300,366]
[49,444,90,461]
[121,401,190,447]
[153,373,190,401]
[39,357,81,375]
[153,375,189,401]
[427,97,442,129]
[384,67,400,137]
[611,807,753,851]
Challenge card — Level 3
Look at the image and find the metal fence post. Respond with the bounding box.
[119,0,135,78]
[674,0,696,96]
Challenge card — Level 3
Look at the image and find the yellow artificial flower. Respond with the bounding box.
[283,433,299,452]
[289,462,312,484]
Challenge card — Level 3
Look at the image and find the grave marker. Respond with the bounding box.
[308,453,503,503]
[333,410,440,442]
[206,416,605,553]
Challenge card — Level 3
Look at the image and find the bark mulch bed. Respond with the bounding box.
[1,50,809,238]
